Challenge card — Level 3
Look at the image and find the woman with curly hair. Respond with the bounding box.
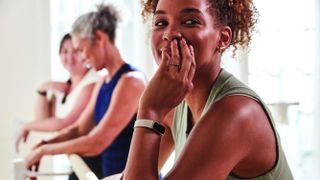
[122,0,293,179]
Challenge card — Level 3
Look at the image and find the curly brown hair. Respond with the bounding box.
[141,0,258,55]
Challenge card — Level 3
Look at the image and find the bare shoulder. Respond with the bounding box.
[205,95,265,127]
[205,96,277,176]
[123,71,146,81]
[118,71,147,88]
[196,95,271,149]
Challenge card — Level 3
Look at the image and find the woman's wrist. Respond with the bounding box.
[134,119,166,136]
[38,144,48,156]
[38,82,51,94]
[37,89,47,96]
[23,124,30,131]
[137,108,166,123]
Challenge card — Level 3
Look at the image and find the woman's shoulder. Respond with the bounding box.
[203,95,267,134]
[120,71,147,86]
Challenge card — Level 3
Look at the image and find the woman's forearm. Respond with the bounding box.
[124,128,162,180]
[34,92,56,120]
[24,118,69,132]
[41,123,81,144]
[42,135,101,156]
[25,131,96,169]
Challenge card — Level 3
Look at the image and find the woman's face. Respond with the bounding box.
[151,0,221,68]
[59,39,87,74]
[72,35,105,71]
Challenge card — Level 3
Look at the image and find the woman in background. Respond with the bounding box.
[24,5,146,178]
[16,33,102,179]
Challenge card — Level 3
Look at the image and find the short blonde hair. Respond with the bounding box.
[71,4,120,43]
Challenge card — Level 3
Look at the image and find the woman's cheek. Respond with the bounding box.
[151,38,162,65]
[153,51,161,66]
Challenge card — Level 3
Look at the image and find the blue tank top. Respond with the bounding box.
[94,63,137,177]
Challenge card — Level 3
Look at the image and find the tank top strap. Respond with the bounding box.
[108,63,133,86]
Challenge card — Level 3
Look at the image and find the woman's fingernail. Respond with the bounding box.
[173,39,178,44]
[181,38,186,44]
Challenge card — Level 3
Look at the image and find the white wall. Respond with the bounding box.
[0,0,51,179]
[314,0,320,177]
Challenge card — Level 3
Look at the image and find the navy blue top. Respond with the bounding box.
[94,63,137,177]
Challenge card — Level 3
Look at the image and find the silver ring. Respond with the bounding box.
[168,63,180,68]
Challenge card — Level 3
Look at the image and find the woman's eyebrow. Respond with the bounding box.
[154,7,204,17]
[154,10,166,15]
[180,7,202,14]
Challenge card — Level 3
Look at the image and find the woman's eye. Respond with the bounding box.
[154,20,168,27]
[183,19,199,26]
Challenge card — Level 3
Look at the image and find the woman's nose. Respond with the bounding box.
[162,30,182,41]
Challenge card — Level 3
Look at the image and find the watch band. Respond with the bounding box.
[134,119,165,136]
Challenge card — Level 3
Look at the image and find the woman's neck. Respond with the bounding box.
[104,46,125,77]
[70,69,88,89]
[185,60,221,122]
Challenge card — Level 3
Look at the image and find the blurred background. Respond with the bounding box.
[0,0,319,179]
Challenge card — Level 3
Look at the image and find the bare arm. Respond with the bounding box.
[124,96,255,180]
[34,81,70,119]
[80,72,146,155]
[122,38,247,179]
[15,83,96,152]
[42,78,105,144]
[164,97,252,179]
[26,83,95,132]
[124,38,196,179]
[34,91,55,120]
[25,73,146,168]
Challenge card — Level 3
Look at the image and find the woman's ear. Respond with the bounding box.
[218,26,232,51]
[94,30,110,47]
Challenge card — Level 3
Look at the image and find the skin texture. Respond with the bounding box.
[123,0,276,179]
[23,30,146,171]
[15,38,94,153]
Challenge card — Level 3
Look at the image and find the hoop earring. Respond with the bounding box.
[216,45,224,53]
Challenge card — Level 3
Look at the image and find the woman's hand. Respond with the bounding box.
[15,126,48,153]
[139,38,196,122]
[25,139,48,171]
[39,81,71,94]
[25,145,45,172]
[32,139,48,151]
[15,127,30,153]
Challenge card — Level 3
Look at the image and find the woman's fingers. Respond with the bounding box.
[25,149,41,170]
[23,131,29,142]
[15,130,29,153]
[170,39,180,67]
[179,38,193,77]
[162,38,196,92]
[15,135,22,153]
[187,45,196,82]
[187,45,196,90]
[158,47,170,72]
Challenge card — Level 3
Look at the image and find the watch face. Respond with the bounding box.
[154,122,165,135]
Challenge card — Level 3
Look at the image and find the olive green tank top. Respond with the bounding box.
[171,69,293,180]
